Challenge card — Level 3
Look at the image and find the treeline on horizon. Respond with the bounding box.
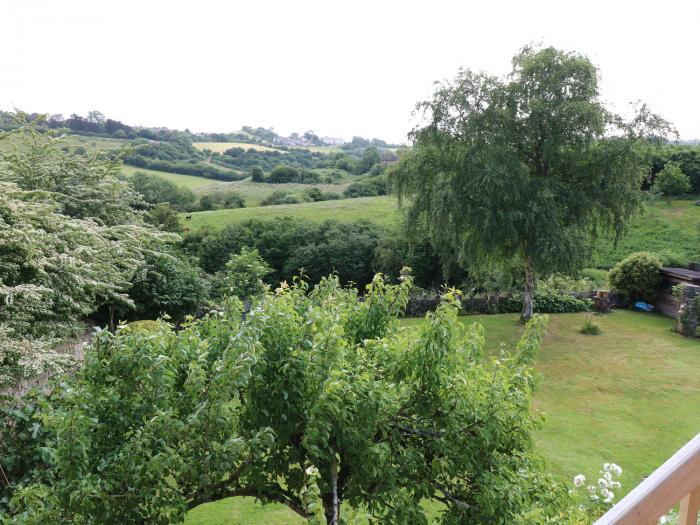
[0,110,400,184]
[0,109,400,150]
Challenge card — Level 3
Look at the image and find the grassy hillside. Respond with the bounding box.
[592,199,700,267]
[196,179,352,205]
[184,195,399,228]
[185,196,700,267]
[65,134,130,150]
[186,311,700,524]
[120,164,216,189]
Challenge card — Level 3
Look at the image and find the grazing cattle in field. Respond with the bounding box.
[185,214,192,220]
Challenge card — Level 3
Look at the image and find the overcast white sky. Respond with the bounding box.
[2,0,699,143]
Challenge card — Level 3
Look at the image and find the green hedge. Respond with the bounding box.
[497,292,592,314]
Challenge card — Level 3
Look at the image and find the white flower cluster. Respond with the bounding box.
[657,510,680,525]
[571,462,623,508]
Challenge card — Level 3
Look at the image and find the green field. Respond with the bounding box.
[121,163,357,204]
[120,164,217,190]
[0,133,129,153]
[593,199,700,268]
[184,195,399,228]
[65,134,130,150]
[186,310,700,524]
[185,196,700,266]
[193,141,285,153]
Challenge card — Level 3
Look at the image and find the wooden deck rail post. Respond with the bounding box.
[594,434,700,525]
[679,486,700,525]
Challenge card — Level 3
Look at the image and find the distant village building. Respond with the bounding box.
[380,152,398,166]
[273,136,315,147]
[321,136,346,146]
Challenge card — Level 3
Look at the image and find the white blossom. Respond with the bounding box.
[573,474,586,487]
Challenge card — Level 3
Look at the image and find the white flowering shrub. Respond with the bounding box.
[658,510,700,524]
[570,463,623,517]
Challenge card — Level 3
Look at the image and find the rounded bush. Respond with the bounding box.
[608,251,662,303]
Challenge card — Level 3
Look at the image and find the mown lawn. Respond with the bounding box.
[184,195,400,229]
[186,310,700,524]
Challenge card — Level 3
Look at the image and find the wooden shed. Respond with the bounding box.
[654,266,700,317]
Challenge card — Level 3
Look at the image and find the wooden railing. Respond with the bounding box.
[595,433,700,525]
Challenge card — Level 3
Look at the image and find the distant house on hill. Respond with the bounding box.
[380,152,398,166]
[273,136,313,147]
[321,136,346,146]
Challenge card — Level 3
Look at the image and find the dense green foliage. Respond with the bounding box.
[124,138,244,181]
[497,292,591,314]
[130,171,197,211]
[187,218,384,289]
[652,161,691,199]
[218,149,326,174]
[390,45,671,321]
[260,189,341,207]
[343,175,387,198]
[197,191,246,211]
[209,248,272,302]
[608,251,663,303]
[1,276,588,524]
[650,145,700,193]
[146,203,185,232]
[265,165,326,184]
[117,252,209,323]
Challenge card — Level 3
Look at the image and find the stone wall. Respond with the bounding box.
[675,283,700,337]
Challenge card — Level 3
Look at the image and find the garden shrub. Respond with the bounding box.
[608,251,662,303]
[497,291,591,314]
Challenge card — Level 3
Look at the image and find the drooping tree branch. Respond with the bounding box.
[432,480,472,511]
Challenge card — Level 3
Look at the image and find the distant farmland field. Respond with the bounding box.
[193,141,284,153]
[184,195,399,229]
[66,135,129,150]
[120,164,214,189]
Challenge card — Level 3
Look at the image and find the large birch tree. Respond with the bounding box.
[390,46,672,321]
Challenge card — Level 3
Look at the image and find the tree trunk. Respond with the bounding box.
[521,258,536,323]
[108,304,116,333]
[323,458,340,525]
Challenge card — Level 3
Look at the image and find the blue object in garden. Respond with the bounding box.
[634,301,654,312]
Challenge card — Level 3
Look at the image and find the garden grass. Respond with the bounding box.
[186,310,700,523]
[185,497,304,525]
[183,195,400,228]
